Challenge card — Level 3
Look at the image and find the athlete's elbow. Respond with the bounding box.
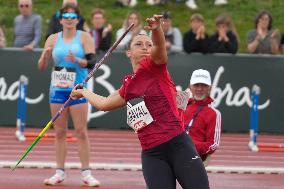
[98,105,109,111]
[101,107,112,111]
[38,62,45,71]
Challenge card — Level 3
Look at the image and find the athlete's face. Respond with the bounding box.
[60,9,79,29]
[126,35,153,63]
[190,83,211,101]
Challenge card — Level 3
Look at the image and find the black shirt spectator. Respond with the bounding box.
[208,31,238,54]
[183,13,209,54]
[208,13,238,54]
[183,30,209,53]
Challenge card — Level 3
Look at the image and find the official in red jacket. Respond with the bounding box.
[182,69,222,166]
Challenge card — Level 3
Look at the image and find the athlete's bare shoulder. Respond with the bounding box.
[45,33,59,47]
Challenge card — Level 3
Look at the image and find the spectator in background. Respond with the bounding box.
[185,0,228,10]
[13,0,42,50]
[181,69,222,167]
[208,13,238,54]
[183,13,209,54]
[46,0,89,39]
[115,11,147,51]
[0,26,6,48]
[90,8,112,52]
[161,11,183,53]
[247,10,280,54]
[281,34,284,54]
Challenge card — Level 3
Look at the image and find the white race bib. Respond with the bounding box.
[127,100,153,132]
[176,89,191,110]
[51,67,76,88]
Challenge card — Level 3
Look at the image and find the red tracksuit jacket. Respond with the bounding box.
[181,97,222,160]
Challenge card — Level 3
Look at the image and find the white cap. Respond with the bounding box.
[190,69,211,86]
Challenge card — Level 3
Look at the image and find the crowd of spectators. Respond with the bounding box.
[1,0,284,55]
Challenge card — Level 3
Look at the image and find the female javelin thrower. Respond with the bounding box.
[71,14,210,189]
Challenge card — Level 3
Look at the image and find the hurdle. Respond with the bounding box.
[248,85,284,152]
[15,75,28,142]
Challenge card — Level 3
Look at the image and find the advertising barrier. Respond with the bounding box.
[0,48,283,133]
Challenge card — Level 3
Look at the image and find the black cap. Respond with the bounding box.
[162,11,171,19]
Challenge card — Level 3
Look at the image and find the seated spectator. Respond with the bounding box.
[0,26,6,48]
[90,8,112,52]
[181,69,222,166]
[281,34,284,54]
[46,0,89,39]
[115,11,147,51]
[13,0,42,50]
[208,13,238,54]
[183,13,209,54]
[186,0,228,10]
[247,10,280,54]
[161,11,183,53]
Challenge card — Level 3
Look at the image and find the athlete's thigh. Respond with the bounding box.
[142,152,176,189]
[172,137,210,189]
[50,103,69,131]
[69,103,88,130]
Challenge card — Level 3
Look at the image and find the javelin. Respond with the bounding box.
[12,23,135,171]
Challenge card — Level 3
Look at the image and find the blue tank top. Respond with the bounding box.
[51,30,87,91]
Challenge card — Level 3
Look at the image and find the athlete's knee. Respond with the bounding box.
[55,129,67,140]
[74,128,88,140]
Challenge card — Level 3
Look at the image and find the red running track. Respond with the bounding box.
[0,127,284,189]
[2,168,284,189]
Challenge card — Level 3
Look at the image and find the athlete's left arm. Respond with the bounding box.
[145,15,167,65]
[76,31,96,68]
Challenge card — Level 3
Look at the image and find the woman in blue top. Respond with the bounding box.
[38,3,99,187]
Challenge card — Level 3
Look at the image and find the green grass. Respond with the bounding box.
[0,0,284,52]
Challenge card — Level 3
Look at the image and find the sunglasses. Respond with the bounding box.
[62,12,78,20]
[19,4,29,8]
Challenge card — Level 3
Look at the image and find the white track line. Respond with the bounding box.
[1,161,284,174]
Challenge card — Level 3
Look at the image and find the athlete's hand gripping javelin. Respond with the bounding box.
[144,14,163,31]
